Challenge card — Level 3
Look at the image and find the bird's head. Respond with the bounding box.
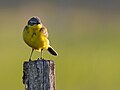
[28,16,42,29]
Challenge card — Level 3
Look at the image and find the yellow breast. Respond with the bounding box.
[23,24,49,51]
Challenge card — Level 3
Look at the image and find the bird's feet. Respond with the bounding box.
[37,57,44,60]
[29,59,32,61]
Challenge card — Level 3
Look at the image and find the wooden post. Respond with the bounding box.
[22,59,56,90]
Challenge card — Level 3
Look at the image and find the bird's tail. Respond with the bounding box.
[47,46,58,56]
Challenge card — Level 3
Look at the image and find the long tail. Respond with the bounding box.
[47,46,58,56]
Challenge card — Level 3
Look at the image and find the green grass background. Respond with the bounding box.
[0,1,120,90]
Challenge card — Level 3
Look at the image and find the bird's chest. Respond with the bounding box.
[30,30,47,46]
[29,29,43,43]
[30,30,39,40]
[24,28,48,50]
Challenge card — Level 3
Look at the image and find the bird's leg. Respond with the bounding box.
[29,49,34,61]
[40,49,43,60]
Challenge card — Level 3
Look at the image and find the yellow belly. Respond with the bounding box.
[23,27,49,51]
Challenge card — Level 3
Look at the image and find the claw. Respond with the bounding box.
[29,59,32,61]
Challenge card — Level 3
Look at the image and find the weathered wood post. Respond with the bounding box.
[22,59,56,90]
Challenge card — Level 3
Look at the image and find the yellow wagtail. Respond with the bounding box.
[23,16,58,60]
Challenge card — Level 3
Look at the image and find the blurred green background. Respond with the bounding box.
[0,0,120,90]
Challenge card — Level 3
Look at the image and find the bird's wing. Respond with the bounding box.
[40,26,48,38]
[24,26,28,31]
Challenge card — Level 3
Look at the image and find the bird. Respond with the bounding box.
[23,16,58,60]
